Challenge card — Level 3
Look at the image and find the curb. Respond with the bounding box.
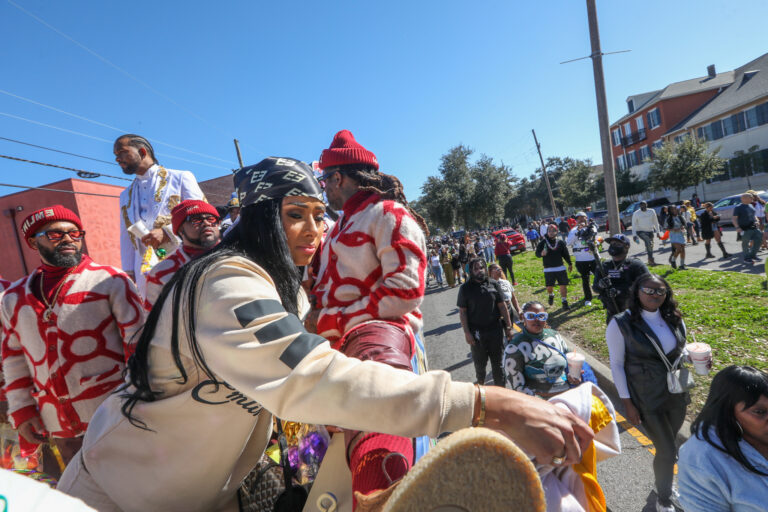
[566,339,692,445]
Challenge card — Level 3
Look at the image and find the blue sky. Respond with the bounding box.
[0,0,765,202]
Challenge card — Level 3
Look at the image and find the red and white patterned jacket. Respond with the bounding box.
[0,276,10,402]
[311,191,427,345]
[143,246,192,310]
[0,256,144,438]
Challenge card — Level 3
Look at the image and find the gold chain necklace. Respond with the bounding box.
[39,269,73,324]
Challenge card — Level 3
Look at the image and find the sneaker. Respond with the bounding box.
[745,258,754,263]
[384,428,546,512]
[548,294,554,306]
[584,300,592,306]
[562,300,570,311]
[656,499,675,512]
[670,259,677,269]
[679,264,687,270]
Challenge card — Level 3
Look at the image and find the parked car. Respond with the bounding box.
[492,228,527,254]
[621,197,671,228]
[587,210,608,231]
[695,191,768,227]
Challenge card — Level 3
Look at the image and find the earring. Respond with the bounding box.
[735,421,744,438]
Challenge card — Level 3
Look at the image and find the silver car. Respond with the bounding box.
[695,191,768,227]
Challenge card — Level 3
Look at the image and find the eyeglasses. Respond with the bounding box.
[34,229,86,242]
[523,312,548,321]
[640,286,668,297]
[317,169,339,189]
[186,215,220,227]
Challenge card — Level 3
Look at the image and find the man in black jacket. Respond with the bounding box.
[457,258,514,386]
[535,223,573,310]
[593,234,649,323]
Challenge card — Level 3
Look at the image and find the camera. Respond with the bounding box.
[576,221,597,242]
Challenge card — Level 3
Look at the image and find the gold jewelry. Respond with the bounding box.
[472,384,486,427]
[39,270,71,324]
[551,451,567,466]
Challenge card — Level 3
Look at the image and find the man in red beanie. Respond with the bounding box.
[0,205,144,469]
[143,200,221,309]
[307,130,430,506]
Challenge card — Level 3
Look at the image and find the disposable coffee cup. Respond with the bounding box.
[566,352,585,376]
[686,342,712,375]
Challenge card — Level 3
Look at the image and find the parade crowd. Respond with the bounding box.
[0,130,766,512]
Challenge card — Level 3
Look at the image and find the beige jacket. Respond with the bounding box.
[77,256,474,512]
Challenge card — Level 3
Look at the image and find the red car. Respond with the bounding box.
[492,229,527,254]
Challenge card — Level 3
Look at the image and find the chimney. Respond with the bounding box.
[707,64,716,78]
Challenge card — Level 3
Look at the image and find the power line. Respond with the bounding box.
[7,0,246,149]
[0,136,118,165]
[0,112,229,170]
[0,182,121,198]
[0,153,132,181]
[0,88,236,165]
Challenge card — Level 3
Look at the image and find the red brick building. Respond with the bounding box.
[0,179,124,281]
[610,66,735,180]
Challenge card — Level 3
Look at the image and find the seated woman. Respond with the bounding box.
[678,365,768,512]
[503,301,580,398]
[58,158,592,512]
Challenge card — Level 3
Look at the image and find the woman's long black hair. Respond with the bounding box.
[627,273,683,328]
[120,198,301,429]
[690,365,768,476]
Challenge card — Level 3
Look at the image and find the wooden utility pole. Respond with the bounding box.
[531,129,559,218]
[586,0,621,235]
[233,139,244,169]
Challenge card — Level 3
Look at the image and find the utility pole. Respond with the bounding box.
[531,129,559,218]
[233,139,244,169]
[586,0,621,235]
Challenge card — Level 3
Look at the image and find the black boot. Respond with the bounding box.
[704,244,714,258]
[718,241,731,258]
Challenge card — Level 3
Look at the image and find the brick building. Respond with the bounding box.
[0,179,124,282]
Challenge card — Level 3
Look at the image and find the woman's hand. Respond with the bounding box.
[622,398,642,425]
[484,387,594,465]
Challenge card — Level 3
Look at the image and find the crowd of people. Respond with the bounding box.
[0,129,764,512]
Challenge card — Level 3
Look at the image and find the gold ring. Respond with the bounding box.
[551,452,566,466]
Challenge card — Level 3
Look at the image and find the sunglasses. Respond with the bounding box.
[34,229,86,242]
[523,312,549,321]
[640,286,668,297]
[186,215,220,227]
[317,169,339,189]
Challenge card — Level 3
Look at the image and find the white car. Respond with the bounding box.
[695,191,768,226]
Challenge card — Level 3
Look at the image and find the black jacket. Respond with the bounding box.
[535,237,572,269]
[613,310,689,411]
[593,257,649,316]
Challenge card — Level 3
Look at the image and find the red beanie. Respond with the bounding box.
[21,205,82,243]
[319,130,379,171]
[171,200,219,235]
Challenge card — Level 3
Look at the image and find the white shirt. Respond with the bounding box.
[605,309,685,398]
[566,225,596,262]
[631,209,660,235]
[496,278,514,301]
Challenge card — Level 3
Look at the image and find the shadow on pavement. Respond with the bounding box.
[423,323,461,337]
[446,308,458,316]
[441,356,473,373]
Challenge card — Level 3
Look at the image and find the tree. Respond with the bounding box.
[554,157,601,209]
[647,137,725,201]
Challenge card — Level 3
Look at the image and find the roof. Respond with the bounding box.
[666,52,768,133]
[612,70,735,126]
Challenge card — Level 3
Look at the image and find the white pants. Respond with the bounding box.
[57,453,122,512]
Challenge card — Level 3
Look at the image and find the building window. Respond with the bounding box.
[623,122,632,138]
[756,102,768,125]
[628,99,635,113]
[639,145,650,162]
[635,115,645,132]
[722,112,747,136]
[710,120,724,140]
[612,128,621,146]
[652,140,663,151]
[615,155,625,171]
[647,108,662,129]
[627,151,638,167]
[746,106,759,128]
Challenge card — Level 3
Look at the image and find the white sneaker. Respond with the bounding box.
[656,501,675,512]
[584,300,592,306]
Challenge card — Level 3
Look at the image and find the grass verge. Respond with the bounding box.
[506,248,768,421]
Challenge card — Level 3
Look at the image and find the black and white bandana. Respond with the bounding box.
[234,157,324,208]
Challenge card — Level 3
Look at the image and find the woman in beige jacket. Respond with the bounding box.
[58,157,591,512]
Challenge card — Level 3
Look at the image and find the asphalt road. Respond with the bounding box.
[421,282,680,512]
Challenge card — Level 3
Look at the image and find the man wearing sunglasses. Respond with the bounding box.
[1,205,144,470]
[144,200,222,309]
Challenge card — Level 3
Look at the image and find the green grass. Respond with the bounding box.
[505,248,768,420]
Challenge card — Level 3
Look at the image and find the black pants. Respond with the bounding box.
[639,394,687,504]
[575,260,596,301]
[470,326,505,386]
[498,254,515,283]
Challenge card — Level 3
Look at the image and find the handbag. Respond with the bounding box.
[644,333,695,394]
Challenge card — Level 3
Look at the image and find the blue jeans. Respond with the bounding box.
[741,228,762,259]
[431,264,443,284]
